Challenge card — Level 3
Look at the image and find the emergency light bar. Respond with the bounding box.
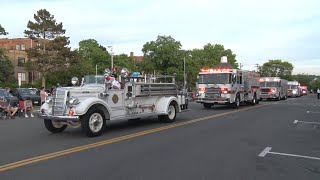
[200,68,213,73]
[213,68,232,73]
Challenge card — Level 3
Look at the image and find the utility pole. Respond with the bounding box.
[183,57,186,91]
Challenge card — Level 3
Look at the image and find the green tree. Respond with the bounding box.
[309,79,320,91]
[24,9,71,87]
[141,35,183,74]
[259,60,294,80]
[0,24,8,35]
[140,35,187,87]
[113,53,135,73]
[0,49,15,84]
[292,73,312,86]
[191,43,238,68]
[76,39,109,74]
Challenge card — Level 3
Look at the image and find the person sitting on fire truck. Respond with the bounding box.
[112,78,121,89]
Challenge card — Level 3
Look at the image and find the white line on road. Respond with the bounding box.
[258,147,320,161]
[307,111,320,114]
[293,120,320,125]
[258,147,272,157]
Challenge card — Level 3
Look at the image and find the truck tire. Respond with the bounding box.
[159,103,177,123]
[44,119,67,133]
[203,103,212,109]
[233,94,240,109]
[81,108,106,137]
[251,94,257,105]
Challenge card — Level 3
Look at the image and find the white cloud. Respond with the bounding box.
[1,0,320,74]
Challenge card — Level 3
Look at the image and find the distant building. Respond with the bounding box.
[0,38,40,84]
[130,52,144,62]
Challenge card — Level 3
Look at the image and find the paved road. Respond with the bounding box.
[1,94,320,179]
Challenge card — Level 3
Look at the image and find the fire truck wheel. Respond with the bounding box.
[251,94,257,105]
[44,119,67,133]
[159,103,177,123]
[81,108,106,137]
[203,103,212,109]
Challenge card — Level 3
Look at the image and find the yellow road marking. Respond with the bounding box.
[0,104,267,172]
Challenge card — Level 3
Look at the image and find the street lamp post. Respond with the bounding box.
[107,46,113,70]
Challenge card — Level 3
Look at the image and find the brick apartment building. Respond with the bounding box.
[0,38,40,84]
[129,52,144,62]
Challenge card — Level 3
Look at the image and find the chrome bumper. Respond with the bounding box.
[38,113,80,121]
[260,94,278,99]
[196,97,230,104]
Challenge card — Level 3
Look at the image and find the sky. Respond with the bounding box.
[1,0,320,75]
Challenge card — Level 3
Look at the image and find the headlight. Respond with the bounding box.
[68,96,80,106]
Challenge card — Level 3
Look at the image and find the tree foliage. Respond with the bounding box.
[76,39,109,74]
[141,35,183,74]
[73,39,135,79]
[24,9,71,87]
[0,24,8,35]
[0,49,15,84]
[139,35,239,89]
[259,60,294,80]
[192,43,238,68]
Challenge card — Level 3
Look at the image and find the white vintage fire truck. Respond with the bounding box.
[196,56,261,108]
[259,77,288,100]
[39,69,188,137]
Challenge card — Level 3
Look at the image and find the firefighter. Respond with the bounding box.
[317,88,320,99]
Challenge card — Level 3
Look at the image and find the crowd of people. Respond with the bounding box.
[0,86,49,119]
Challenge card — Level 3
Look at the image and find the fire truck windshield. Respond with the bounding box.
[260,81,279,87]
[289,85,298,89]
[198,73,230,84]
[83,75,105,84]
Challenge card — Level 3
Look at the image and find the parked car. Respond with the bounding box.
[0,88,20,106]
[11,88,41,106]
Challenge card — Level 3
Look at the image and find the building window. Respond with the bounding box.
[16,44,26,51]
[17,57,25,66]
[18,73,26,81]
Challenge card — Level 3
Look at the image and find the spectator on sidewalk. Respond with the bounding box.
[317,88,320,99]
[40,87,48,105]
[4,87,13,99]
[0,97,15,119]
[24,96,34,118]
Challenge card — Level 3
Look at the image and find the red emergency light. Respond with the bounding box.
[201,68,212,73]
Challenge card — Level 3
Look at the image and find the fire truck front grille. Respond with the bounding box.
[206,87,220,94]
[261,88,270,93]
[52,89,67,116]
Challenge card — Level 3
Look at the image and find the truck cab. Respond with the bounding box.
[196,56,260,109]
[259,77,288,101]
[287,81,301,97]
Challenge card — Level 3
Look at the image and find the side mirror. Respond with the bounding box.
[232,75,236,83]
